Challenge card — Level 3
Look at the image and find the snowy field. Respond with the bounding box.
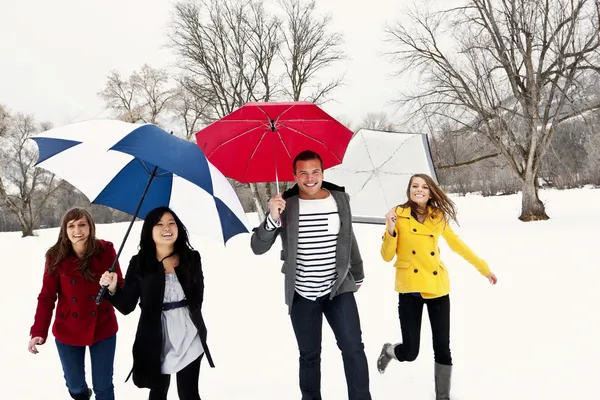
[2,187,598,399]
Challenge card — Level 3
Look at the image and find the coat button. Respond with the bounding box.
[433,271,438,275]
[431,251,435,256]
[72,297,76,302]
[89,295,95,300]
[72,312,78,318]
[412,228,417,232]
[106,308,110,312]
[91,311,96,316]
[430,234,433,237]
[413,268,418,273]
[70,279,75,284]
[412,250,416,254]
[59,314,64,319]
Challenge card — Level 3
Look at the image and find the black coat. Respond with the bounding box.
[108,250,214,389]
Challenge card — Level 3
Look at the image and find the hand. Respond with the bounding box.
[385,208,397,236]
[28,337,44,354]
[100,271,118,294]
[269,194,286,221]
[486,271,498,285]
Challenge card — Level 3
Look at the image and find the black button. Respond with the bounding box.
[412,228,417,232]
[59,314,64,319]
[431,252,435,256]
[412,250,416,254]
[413,268,418,273]
[70,279,75,284]
[430,235,434,237]
[433,271,438,275]
[106,308,110,312]
[71,297,76,302]
[72,312,78,318]
[89,295,95,300]
[91,311,96,316]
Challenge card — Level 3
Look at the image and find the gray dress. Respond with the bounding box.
[161,273,204,374]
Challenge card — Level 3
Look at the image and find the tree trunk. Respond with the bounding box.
[21,224,34,237]
[249,182,266,222]
[519,173,549,221]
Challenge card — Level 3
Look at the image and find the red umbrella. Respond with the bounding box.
[195,101,353,184]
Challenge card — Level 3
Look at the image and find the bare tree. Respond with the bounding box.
[0,113,62,236]
[170,0,283,220]
[279,0,345,103]
[358,112,399,132]
[171,79,213,140]
[99,64,176,126]
[386,0,600,221]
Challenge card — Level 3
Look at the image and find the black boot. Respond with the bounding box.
[435,363,452,400]
[69,388,92,400]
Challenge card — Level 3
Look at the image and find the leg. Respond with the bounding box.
[426,295,452,400]
[148,374,171,400]
[175,355,202,400]
[377,293,424,374]
[290,292,324,400]
[55,339,90,399]
[323,292,371,400]
[89,334,116,400]
[395,293,425,361]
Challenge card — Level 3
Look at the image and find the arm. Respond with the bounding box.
[193,251,204,310]
[349,230,365,283]
[29,259,58,342]
[380,221,399,262]
[250,214,281,255]
[441,222,490,276]
[107,256,141,315]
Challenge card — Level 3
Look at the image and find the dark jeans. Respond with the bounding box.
[290,291,371,400]
[55,334,116,400]
[393,293,452,366]
[149,355,203,400]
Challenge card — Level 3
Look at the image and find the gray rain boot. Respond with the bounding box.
[434,363,452,400]
[377,342,399,374]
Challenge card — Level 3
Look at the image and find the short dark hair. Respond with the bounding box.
[293,150,323,174]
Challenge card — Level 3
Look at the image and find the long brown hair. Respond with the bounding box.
[400,174,458,224]
[45,208,100,281]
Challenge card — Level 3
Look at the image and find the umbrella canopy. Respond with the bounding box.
[325,129,438,218]
[32,119,250,244]
[195,101,353,183]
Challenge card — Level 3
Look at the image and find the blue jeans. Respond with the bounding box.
[290,292,371,400]
[55,335,116,400]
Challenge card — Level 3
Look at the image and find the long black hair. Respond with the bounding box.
[136,206,195,281]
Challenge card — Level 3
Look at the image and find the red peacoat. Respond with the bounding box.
[30,240,124,346]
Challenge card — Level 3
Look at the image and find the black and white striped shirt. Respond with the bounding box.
[266,194,363,301]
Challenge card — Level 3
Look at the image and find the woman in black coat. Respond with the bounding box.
[100,206,214,400]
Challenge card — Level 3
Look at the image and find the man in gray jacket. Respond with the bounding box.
[251,150,371,400]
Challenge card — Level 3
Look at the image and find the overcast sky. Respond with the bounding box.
[1,0,411,127]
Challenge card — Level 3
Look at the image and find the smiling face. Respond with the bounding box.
[66,217,90,246]
[152,212,179,246]
[294,159,324,199]
[409,176,431,207]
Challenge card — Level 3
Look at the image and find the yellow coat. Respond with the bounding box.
[380,206,490,298]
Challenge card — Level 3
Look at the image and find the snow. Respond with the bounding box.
[3,187,598,399]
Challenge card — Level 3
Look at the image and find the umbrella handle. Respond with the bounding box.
[95,165,159,305]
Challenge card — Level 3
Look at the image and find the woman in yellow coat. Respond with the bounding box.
[376,174,497,400]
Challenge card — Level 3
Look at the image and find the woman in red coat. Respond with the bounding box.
[28,208,124,400]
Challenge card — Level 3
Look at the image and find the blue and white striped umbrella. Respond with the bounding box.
[32,119,250,244]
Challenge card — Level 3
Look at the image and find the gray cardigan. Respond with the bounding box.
[250,182,365,314]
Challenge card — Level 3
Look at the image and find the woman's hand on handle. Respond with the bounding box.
[385,208,397,236]
[99,271,119,294]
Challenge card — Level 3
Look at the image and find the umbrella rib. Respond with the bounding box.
[203,124,268,157]
[245,127,271,182]
[277,123,343,163]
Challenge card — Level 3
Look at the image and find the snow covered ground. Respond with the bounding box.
[3,187,598,399]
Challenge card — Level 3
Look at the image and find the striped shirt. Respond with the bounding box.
[266,193,363,301]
